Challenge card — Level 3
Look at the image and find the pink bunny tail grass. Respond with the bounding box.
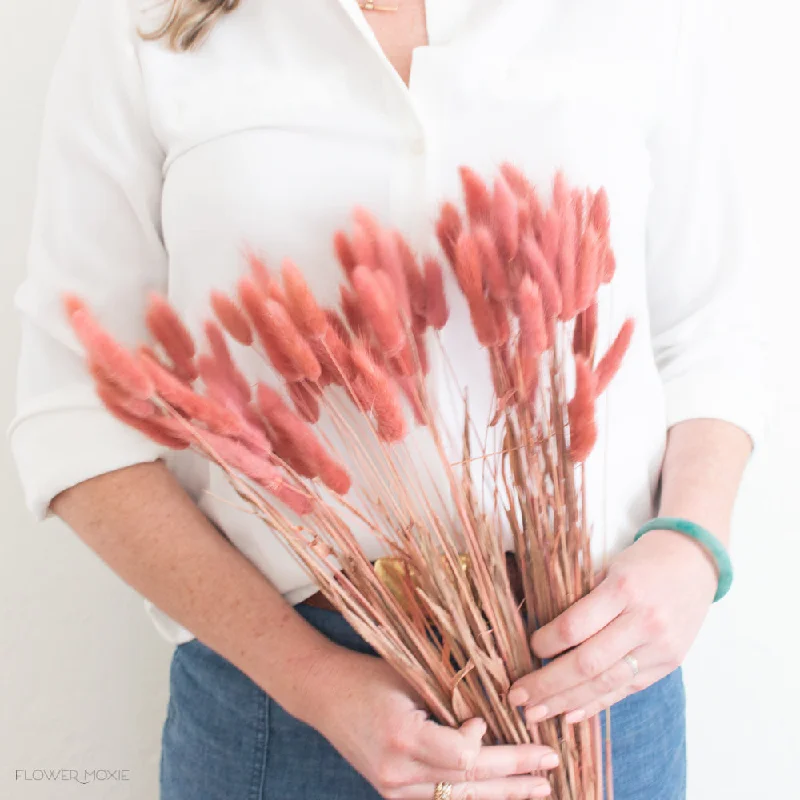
[453,231,484,300]
[244,249,272,293]
[281,258,328,338]
[571,188,585,252]
[595,318,635,395]
[311,323,354,386]
[376,230,411,319]
[414,329,430,374]
[467,294,498,348]
[287,381,321,424]
[238,277,305,382]
[474,225,509,301]
[146,293,197,381]
[62,293,86,319]
[556,202,578,321]
[195,428,281,487]
[258,384,349,494]
[601,245,617,284]
[263,299,322,382]
[269,480,315,515]
[91,366,157,419]
[589,187,611,236]
[210,290,254,346]
[139,350,248,438]
[517,276,548,357]
[516,342,540,404]
[519,235,563,317]
[436,202,463,266]
[459,166,492,224]
[568,356,598,462]
[499,163,534,201]
[394,232,426,318]
[68,308,154,401]
[98,388,191,449]
[350,342,408,442]
[324,309,352,346]
[552,170,570,211]
[539,207,562,271]
[317,455,352,495]
[351,208,381,270]
[352,265,406,356]
[575,225,601,313]
[492,176,520,262]
[203,321,252,404]
[257,383,325,475]
[340,285,368,338]
[573,302,598,360]
[423,257,449,330]
[333,230,358,277]
[397,376,426,425]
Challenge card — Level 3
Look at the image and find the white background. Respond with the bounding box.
[1,2,798,798]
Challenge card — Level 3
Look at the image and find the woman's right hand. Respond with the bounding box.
[306,648,558,799]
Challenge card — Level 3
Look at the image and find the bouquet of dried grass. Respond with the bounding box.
[66,165,634,800]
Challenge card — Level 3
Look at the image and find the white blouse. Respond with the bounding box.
[11,0,764,644]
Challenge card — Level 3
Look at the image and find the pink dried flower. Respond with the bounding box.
[352,265,405,356]
[518,235,562,317]
[350,342,407,442]
[423,257,449,330]
[490,299,511,346]
[62,293,86,319]
[238,277,307,382]
[203,321,252,404]
[196,428,281,488]
[269,481,315,515]
[333,230,358,277]
[262,299,323,382]
[139,350,246,438]
[454,231,484,300]
[281,259,328,338]
[492,176,519,262]
[340,285,368,337]
[68,306,154,400]
[459,166,492,224]
[92,369,156,419]
[601,245,617,284]
[517,276,548,357]
[556,202,577,320]
[397,376,426,425]
[210,290,253,346]
[568,355,598,462]
[499,163,533,200]
[589,187,610,236]
[351,208,381,270]
[324,309,352,346]
[474,225,509,301]
[595,319,635,395]
[436,202,463,266]
[311,323,353,385]
[98,390,190,449]
[287,381,321,424]
[516,342,540,403]
[146,293,197,375]
[245,250,272,294]
[572,303,598,360]
[376,230,411,318]
[575,225,600,313]
[394,232,426,317]
[539,207,561,270]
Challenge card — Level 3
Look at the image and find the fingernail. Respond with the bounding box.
[565,709,586,724]
[508,688,529,707]
[540,753,560,769]
[525,705,549,724]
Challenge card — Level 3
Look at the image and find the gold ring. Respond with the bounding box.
[434,782,453,800]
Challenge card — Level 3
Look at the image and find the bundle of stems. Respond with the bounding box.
[66,165,634,800]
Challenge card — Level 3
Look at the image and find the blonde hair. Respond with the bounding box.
[140,0,241,52]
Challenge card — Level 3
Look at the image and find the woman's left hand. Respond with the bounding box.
[507,529,719,725]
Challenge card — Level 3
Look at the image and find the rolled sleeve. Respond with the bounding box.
[645,0,767,448]
[9,0,169,519]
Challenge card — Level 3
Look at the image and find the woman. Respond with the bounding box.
[11,0,762,798]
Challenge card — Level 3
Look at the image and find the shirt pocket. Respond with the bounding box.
[155,66,350,174]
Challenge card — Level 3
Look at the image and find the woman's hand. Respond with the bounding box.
[507,529,718,725]
[309,647,559,799]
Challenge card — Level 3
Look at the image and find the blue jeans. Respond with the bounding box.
[160,605,686,799]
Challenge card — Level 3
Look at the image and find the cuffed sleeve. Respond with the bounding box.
[9,0,169,519]
[645,0,767,448]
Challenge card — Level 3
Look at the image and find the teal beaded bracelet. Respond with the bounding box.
[634,517,733,603]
